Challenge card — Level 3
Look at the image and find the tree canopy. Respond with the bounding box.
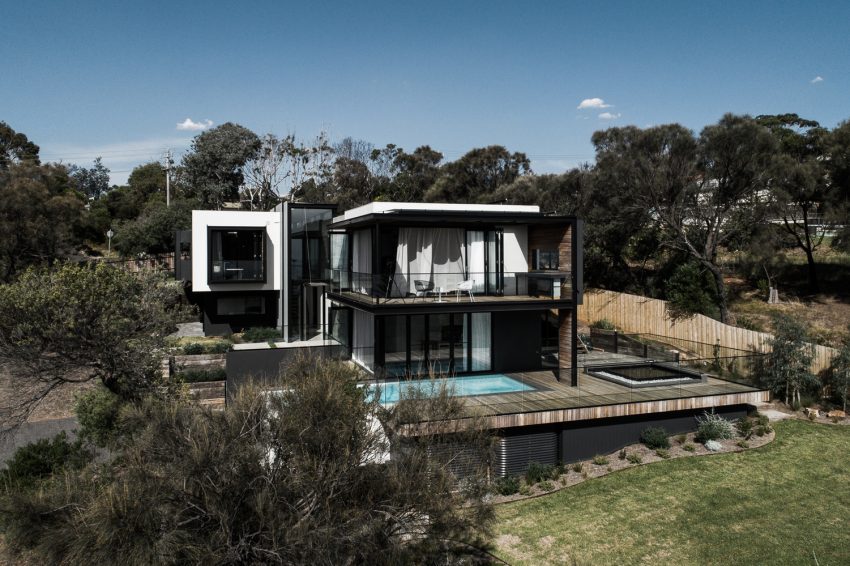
[181,122,261,209]
[0,121,40,170]
[0,263,184,428]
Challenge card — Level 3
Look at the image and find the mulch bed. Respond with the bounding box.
[491,428,775,505]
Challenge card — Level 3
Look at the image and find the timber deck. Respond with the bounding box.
[446,352,767,428]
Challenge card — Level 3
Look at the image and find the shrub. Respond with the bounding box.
[1,432,91,486]
[736,440,750,448]
[695,410,735,443]
[76,387,124,447]
[537,481,555,492]
[174,368,227,383]
[618,449,627,460]
[519,485,532,496]
[683,443,696,452]
[756,413,770,427]
[626,453,643,464]
[493,476,520,496]
[182,342,204,355]
[181,340,232,355]
[755,425,772,437]
[655,448,670,459]
[553,463,566,477]
[676,434,687,445]
[571,462,583,473]
[241,327,281,343]
[590,319,616,330]
[592,455,609,466]
[736,417,754,439]
[640,426,670,449]
[525,462,555,485]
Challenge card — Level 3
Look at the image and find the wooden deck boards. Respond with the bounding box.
[450,357,768,427]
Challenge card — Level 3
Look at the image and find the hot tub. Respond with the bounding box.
[585,362,706,388]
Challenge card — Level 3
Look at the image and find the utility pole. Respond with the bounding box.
[163,149,174,207]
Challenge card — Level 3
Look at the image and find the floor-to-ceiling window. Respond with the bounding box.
[410,314,427,375]
[378,312,486,377]
[470,312,491,371]
[288,205,334,341]
[383,315,407,377]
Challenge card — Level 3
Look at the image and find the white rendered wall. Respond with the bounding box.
[501,225,528,295]
[191,210,281,292]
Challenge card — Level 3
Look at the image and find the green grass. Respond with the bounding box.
[494,420,850,565]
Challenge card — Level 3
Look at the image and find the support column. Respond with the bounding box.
[559,309,577,386]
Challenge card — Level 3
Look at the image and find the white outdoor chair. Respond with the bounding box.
[456,280,474,302]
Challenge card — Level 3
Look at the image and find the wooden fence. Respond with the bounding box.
[578,289,837,374]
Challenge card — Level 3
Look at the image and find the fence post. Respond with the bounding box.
[613,330,618,354]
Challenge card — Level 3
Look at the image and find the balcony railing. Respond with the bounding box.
[329,270,572,305]
[210,259,265,282]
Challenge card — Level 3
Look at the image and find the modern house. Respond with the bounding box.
[177,201,768,475]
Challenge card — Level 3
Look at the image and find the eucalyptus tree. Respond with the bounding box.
[592,115,776,323]
[757,114,831,293]
[425,145,531,203]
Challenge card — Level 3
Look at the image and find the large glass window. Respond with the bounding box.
[470,313,491,371]
[383,316,407,377]
[288,206,334,341]
[380,313,481,376]
[410,314,427,375]
[209,229,265,282]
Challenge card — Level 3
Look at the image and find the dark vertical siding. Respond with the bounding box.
[492,311,542,373]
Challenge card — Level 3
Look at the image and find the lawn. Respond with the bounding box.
[494,420,850,565]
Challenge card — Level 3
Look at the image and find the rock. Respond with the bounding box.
[827,410,846,419]
[704,440,722,452]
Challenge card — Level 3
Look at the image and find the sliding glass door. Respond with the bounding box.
[379,312,488,376]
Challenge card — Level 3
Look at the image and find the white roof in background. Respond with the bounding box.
[334,202,540,223]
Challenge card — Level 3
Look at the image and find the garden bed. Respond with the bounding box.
[490,421,774,504]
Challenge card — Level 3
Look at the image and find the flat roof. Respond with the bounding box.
[333,202,540,224]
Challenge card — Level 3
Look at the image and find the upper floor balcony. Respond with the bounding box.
[329,269,572,307]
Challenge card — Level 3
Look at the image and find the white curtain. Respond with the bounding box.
[471,312,491,371]
[466,231,485,293]
[432,228,466,291]
[395,228,465,295]
[352,229,372,294]
[352,310,374,371]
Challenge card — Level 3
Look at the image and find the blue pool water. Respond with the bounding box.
[369,374,535,405]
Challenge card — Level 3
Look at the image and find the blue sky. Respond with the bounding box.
[2,0,848,184]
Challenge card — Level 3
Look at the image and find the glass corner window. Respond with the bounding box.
[209,229,266,283]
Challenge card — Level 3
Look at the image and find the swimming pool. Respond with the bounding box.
[369,374,535,405]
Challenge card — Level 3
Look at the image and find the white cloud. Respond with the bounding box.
[577,97,612,110]
[810,76,824,84]
[176,118,214,131]
[598,112,621,120]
